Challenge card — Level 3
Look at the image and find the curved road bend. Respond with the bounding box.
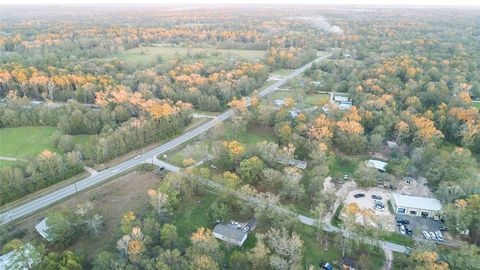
[0,54,331,225]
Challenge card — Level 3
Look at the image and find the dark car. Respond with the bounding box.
[440,226,448,231]
[396,218,409,225]
[354,193,366,198]
[372,194,382,200]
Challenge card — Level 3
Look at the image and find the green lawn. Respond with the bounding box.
[0,126,59,158]
[171,194,217,248]
[380,232,414,247]
[223,125,276,145]
[0,160,19,168]
[72,134,92,145]
[472,102,480,109]
[304,93,329,107]
[329,155,359,179]
[271,69,294,76]
[110,46,266,64]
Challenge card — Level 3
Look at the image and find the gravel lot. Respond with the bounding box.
[343,187,396,231]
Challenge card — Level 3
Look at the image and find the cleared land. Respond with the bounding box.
[0,126,92,160]
[110,46,266,64]
[15,170,162,260]
[0,127,59,158]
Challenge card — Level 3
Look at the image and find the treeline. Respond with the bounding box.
[0,150,84,205]
[266,47,317,69]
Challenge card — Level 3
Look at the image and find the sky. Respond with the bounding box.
[2,0,480,6]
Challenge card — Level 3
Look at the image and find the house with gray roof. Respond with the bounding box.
[212,223,248,246]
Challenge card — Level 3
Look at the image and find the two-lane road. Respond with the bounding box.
[0,54,331,224]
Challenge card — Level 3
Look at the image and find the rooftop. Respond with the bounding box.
[392,193,442,211]
[212,223,248,246]
[367,159,388,171]
[35,218,52,241]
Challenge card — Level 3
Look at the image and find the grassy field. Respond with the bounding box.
[304,93,329,107]
[271,69,294,76]
[223,125,276,145]
[0,127,59,158]
[0,160,19,168]
[110,46,266,64]
[472,102,480,109]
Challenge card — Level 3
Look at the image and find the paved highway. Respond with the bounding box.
[0,54,331,224]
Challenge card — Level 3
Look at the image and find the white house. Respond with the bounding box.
[367,159,388,172]
[392,193,442,218]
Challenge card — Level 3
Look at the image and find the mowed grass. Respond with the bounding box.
[0,127,59,158]
[473,102,480,109]
[304,93,329,107]
[111,46,266,64]
[223,125,276,145]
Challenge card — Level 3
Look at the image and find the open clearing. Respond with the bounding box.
[15,170,162,260]
[110,46,266,64]
[0,127,59,158]
[0,127,92,168]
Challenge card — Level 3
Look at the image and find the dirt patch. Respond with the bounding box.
[342,187,396,231]
[13,170,162,260]
[396,177,432,197]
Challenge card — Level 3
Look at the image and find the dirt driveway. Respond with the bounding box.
[343,187,396,231]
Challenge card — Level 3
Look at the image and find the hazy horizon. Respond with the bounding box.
[2,0,480,7]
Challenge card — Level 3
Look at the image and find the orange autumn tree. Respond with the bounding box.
[307,114,334,143]
[411,115,443,143]
[223,140,245,160]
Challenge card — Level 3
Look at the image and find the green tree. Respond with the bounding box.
[237,156,265,185]
[160,224,179,249]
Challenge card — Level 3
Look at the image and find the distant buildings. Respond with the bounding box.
[392,193,442,219]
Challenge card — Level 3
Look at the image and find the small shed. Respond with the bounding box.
[367,159,388,172]
[392,193,442,218]
[35,218,52,241]
[276,157,307,170]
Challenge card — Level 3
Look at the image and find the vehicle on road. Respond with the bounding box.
[134,155,142,160]
[423,231,431,239]
[112,169,119,173]
[371,194,382,200]
[354,193,365,198]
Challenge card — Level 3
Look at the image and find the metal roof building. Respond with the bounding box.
[367,159,388,172]
[392,193,442,218]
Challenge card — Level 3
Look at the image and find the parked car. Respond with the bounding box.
[354,193,366,198]
[406,228,413,236]
[396,218,409,225]
[429,232,437,240]
[372,194,382,200]
[343,175,349,180]
[435,231,444,240]
[242,226,250,232]
[399,225,406,235]
[439,226,448,231]
[374,205,384,211]
[423,231,431,239]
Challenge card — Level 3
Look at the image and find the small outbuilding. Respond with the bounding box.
[212,223,248,247]
[392,193,442,218]
[367,159,388,172]
[35,218,52,241]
